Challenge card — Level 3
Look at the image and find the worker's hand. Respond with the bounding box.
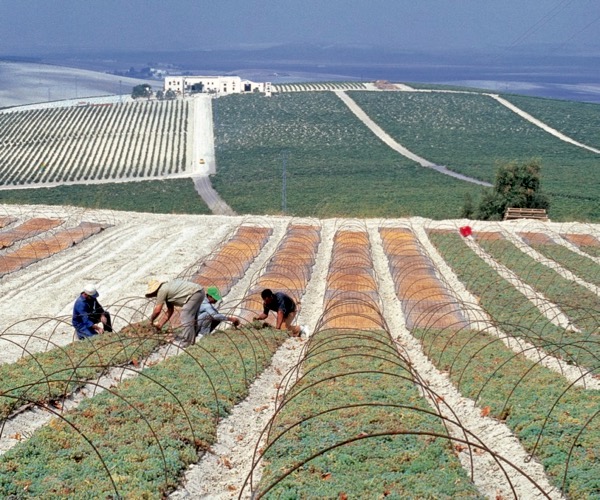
[232,318,240,327]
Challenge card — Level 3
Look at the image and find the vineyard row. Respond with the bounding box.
[0,100,189,186]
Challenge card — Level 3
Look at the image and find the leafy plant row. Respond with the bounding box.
[427,230,599,373]
[562,233,600,259]
[521,234,600,287]
[413,326,600,498]
[0,326,288,498]
[474,233,600,336]
[254,329,482,498]
[274,82,367,92]
[0,324,162,420]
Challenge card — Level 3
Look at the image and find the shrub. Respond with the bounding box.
[475,159,550,220]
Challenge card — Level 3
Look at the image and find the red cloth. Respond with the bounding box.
[459,226,472,237]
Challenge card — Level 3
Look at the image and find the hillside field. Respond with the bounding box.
[0,203,598,498]
[0,84,599,221]
[0,78,599,497]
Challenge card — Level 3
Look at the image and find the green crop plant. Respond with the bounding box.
[1,89,599,220]
[0,179,212,214]
[348,91,600,221]
[413,326,600,498]
[427,230,600,373]
[504,95,600,149]
[256,329,482,498]
[525,238,600,287]
[475,235,600,335]
[573,242,600,259]
[0,323,162,419]
[0,327,289,498]
[0,100,189,187]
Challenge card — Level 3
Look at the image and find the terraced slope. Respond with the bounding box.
[0,204,598,498]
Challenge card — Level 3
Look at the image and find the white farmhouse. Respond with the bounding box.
[164,76,271,96]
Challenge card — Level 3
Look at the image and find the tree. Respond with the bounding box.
[131,84,152,99]
[474,159,550,220]
[460,192,475,219]
[165,89,177,100]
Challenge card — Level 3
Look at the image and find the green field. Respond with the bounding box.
[212,92,481,218]
[0,87,598,220]
[0,179,211,214]
[503,94,600,149]
[347,91,600,220]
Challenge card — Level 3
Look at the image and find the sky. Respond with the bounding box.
[1,0,598,56]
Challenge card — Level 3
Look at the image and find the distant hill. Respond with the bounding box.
[9,43,600,103]
[0,61,158,108]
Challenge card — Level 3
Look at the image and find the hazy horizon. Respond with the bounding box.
[1,1,600,105]
[1,1,599,56]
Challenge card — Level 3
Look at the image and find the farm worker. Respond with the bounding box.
[72,284,113,340]
[196,286,241,336]
[145,278,205,347]
[253,288,307,337]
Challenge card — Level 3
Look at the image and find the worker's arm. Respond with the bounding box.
[149,303,163,323]
[151,302,174,328]
[254,312,268,321]
[228,316,241,327]
[275,310,284,329]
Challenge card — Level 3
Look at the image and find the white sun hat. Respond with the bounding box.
[83,284,99,298]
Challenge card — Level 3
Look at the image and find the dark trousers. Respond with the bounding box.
[90,310,113,332]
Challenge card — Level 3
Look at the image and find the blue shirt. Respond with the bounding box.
[72,294,104,339]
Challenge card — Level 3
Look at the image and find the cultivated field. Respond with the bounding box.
[0,203,598,498]
[1,84,599,221]
[212,91,480,218]
[0,61,154,109]
[0,100,189,184]
[346,91,600,219]
[2,64,599,497]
